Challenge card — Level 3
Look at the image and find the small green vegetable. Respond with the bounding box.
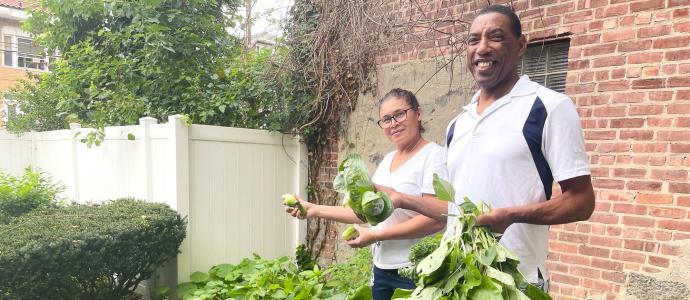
[282,194,306,216]
[342,225,359,241]
[361,191,393,225]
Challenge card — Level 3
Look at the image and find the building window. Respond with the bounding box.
[2,94,19,124]
[3,35,12,67]
[517,39,570,93]
[1,35,49,71]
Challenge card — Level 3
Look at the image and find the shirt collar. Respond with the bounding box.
[468,75,538,105]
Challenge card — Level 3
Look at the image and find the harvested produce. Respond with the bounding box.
[333,154,393,225]
[342,225,359,241]
[282,193,306,216]
[393,174,552,300]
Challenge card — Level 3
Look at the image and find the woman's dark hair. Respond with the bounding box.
[378,88,425,134]
[477,4,522,38]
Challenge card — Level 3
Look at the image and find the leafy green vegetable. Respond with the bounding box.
[333,154,393,225]
[393,175,552,300]
[283,193,307,216]
[342,225,359,241]
[399,234,442,281]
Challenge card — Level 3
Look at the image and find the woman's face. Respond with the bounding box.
[378,97,421,147]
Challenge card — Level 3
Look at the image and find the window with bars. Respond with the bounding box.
[517,39,570,93]
[1,35,49,71]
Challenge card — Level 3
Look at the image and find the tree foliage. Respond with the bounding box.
[7,0,312,133]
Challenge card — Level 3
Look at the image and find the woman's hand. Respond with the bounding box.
[283,194,316,219]
[346,224,379,248]
[374,184,404,209]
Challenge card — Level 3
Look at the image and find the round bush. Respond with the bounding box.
[0,198,186,300]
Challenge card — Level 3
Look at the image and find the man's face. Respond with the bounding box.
[466,12,526,91]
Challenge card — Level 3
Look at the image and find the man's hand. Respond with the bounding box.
[476,207,514,234]
[346,224,378,248]
[284,194,316,220]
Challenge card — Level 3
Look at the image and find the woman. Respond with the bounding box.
[285,88,448,300]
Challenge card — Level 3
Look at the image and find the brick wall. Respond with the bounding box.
[371,0,690,299]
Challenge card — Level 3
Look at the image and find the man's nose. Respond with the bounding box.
[476,38,490,54]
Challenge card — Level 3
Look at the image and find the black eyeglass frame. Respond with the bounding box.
[377,107,418,128]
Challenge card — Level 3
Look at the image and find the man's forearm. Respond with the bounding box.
[508,184,595,225]
[397,194,449,222]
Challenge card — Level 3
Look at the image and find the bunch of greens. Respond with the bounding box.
[393,175,551,300]
[333,154,393,225]
[399,234,443,281]
[177,248,373,300]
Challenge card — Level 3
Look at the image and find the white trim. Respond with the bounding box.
[0,6,27,21]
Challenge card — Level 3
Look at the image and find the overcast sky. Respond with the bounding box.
[231,0,293,38]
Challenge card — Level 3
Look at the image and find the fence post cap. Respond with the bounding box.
[139,117,158,124]
[69,123,81,129]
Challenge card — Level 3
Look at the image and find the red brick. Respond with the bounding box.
[678,196,690,207]
[648,256,670,268]
[663,64,678,75]
[571,266,602,279]
[619,130,654,141]
[649,207,687,219]
[612,203,647,215]
[630,0,665,12]
[671,143,690,153]
[628,52,664,64]
[658,219,690,231]
[613,168,646,178]
[666,49,690,61]
[610,118,644,128]
[583,43,617,56]
[601,271,627,284]
[619,40,652,52]
[632,143,668,152]
[674,232,690,240]
[594,201,612,212]
[669,76,690,87]
[551,241,579,253]
[678,118,690,127]
[636,193,673,204]
[631,105,663,115]
[591,258,622,271]
[560,253,592,266]
[593,106,627,117]
[660,244,682,255]
[676,90,690,100]
[579,245,611,258]
[675,21,690,33]
[602,28,636,42]
[649,91,674,101]
[681,63,690,74]
[559,232,590,243]
[647,117,674,127]
[551,272,581,286]
[631,78,665,89]
[650,169,688,181]
[593,56,627,68]
[623,239,645,251]
[611,68,626,79]
[546,2,574,16]
[569,59,590,70]
[591,167,610,177]
[564,10,593,24]
[653,36,690,49]
[619,15,636,26]
[637,25,671,38]
[669,182,690,194]
[586,130,617,140]
[668,104,690,114]
[622,215,655,227]
[598,142,631,152]
[589,213,620,225]
[656,230,673,241]
[626,180,662,191]
[611,249,646,263]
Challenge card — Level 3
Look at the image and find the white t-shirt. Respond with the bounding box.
[371,142,448,269]
[445,75,590,282]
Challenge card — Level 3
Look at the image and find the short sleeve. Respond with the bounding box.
[420,146,449,195]
[543,98,590,182]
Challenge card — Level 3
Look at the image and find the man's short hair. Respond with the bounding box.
[477,4,522,38]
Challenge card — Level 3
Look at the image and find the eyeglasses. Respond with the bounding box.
[377,107,417,128]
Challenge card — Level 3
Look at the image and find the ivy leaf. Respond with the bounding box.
[432,174,455,202]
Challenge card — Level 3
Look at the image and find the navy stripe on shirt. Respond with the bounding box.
[522,97,554,200]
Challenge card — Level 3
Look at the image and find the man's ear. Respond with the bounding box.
[517,35,527,57]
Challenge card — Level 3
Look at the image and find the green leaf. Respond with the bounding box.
[432,174,455,202]
[525,284,552,300]
[391,288,413,299]
[176,282,197,297]
[190,271,209,283]
[127,133,135,140]
[485,266,515,287]
[469,276,503,300]
[348,284,372,300]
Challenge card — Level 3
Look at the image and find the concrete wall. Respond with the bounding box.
[334,56,476,261]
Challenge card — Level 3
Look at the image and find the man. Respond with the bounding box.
[379,4,595,291]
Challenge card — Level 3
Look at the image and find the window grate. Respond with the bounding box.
[517,39,570,93]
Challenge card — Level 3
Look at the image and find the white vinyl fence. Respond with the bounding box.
[0,115,308,284]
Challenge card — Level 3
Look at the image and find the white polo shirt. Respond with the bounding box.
[445,75,590,283]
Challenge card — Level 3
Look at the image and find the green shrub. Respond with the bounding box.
[0,167,63,223]
[0,198,186,300]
